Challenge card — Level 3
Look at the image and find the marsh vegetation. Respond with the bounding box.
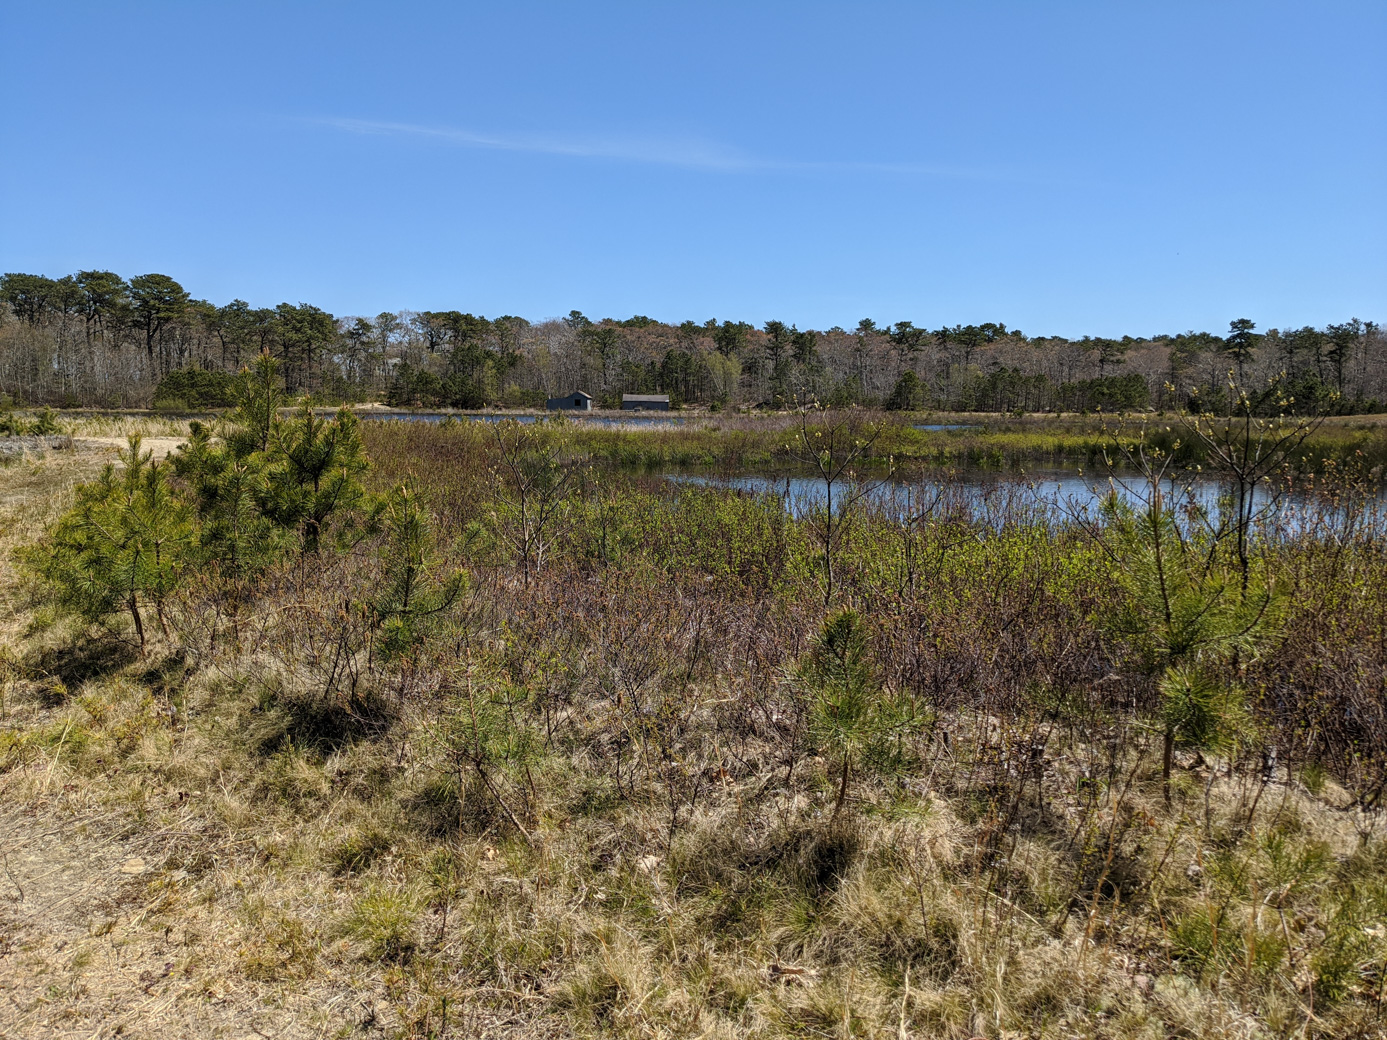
[3,363,1387,1038]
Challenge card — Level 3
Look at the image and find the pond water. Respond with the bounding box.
[912,424,979,432]
[663,468,1387,534]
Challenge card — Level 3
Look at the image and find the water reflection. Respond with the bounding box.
[663,469,1387,537]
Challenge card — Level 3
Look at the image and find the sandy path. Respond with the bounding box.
[0,802,373,1039]
[76,437,188,459]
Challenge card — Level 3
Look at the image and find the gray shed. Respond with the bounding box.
[547,390,594,412]
[620,394,670,411]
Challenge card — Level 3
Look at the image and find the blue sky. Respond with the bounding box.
[2,1,1383,337]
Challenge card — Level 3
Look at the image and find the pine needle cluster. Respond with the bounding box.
[25,437,191,650]
[1101,485,1282,799]
[798,608,929,818]
[23,351,373,652]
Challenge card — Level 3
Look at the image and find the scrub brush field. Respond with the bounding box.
[3,379,1387,1039]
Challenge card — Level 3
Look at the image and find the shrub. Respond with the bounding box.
[23,437,192,652]
[28,351,376,653]
[153,367,239,409]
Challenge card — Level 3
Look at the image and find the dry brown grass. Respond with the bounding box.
[4,431,1387,1039]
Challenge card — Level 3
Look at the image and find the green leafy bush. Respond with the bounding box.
[153,367,239,409]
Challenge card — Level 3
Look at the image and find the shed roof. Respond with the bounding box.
[622,394,670,402]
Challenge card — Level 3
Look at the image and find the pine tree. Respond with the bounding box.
[799,609,926,818]
[27,437,193,652]
[1102,486,1280,802]
[369,483,466,663]
[184,350,370,556]
[226,349,284,458]
[885,370,923,410]
[172,351,291,584]
[173,420,286,585]
[1222,318,1260,385]
[262,404,370,553]
[27,350,378,652]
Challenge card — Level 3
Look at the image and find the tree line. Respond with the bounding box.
[1,269,1382,412]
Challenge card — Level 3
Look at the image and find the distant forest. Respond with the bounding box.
[1,270,1382,413]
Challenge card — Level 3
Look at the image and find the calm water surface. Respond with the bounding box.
[663,468,1387,532]
[361,411,1383,530]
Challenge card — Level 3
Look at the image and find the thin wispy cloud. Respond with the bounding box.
[318,117,761,172]
[313,116,1034,183]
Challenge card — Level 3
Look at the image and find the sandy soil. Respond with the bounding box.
[0,802,355,1039]
[0,435,379,1039]
[76,437,188,460]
